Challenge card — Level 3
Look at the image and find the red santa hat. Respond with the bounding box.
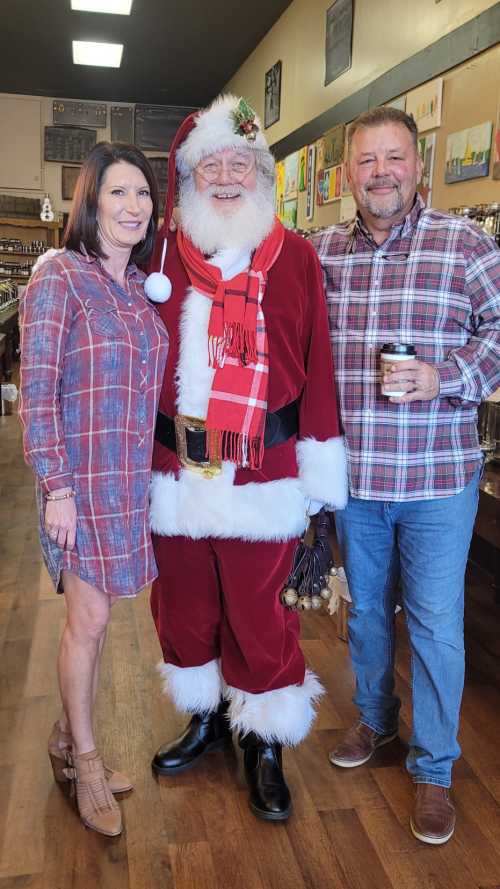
[145,94,269,303]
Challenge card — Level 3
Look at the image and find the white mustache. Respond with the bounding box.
[207,184,243,197]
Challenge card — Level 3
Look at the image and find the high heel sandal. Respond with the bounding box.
[66,749,122,837]
[48,722,133,794]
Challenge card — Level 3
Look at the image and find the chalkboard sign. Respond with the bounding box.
[111,106,134,143]
[135,105,197,152]
[53,100,107,128]
[325,0,353,87]
[44,126,97,164]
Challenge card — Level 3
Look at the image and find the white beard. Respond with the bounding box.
[179,176,276,253]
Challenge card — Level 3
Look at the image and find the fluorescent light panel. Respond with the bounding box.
[71,0,133,13]
[72,40,124,67]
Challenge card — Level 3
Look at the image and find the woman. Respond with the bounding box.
[19,143,169,837]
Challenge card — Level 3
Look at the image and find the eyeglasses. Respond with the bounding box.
[195,156,256,183]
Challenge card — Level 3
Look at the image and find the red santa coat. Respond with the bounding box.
[149,227,347,541]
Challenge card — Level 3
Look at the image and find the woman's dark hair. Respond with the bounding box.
[63,141,159,265]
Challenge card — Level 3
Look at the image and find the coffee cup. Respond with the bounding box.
[380,343,416,396]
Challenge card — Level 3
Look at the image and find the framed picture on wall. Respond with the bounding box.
[445,122,492,183]
[265,60,282,129]
[61,165,81,201]
[147,156,168,207]
[325,0,353,87]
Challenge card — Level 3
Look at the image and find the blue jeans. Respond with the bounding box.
[334,470,480,787]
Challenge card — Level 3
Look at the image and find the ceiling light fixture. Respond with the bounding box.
[71,0,133,13]
[72,40,124,67]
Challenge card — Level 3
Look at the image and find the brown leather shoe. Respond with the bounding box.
[329,722,398,768]
[67,749,123,837]
[48,722,133,793]
[410,784,455,845]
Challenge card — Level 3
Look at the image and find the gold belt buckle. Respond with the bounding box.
[174,414,221,478]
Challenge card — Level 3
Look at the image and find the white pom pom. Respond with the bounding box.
[144,272,172,303]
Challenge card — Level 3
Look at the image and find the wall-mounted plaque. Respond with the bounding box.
[325,0,353,87]
[135,105,197,152]
[265,60,282,129]
[53,100,107,128]
[111,106,134,143]
[44,127,97,164]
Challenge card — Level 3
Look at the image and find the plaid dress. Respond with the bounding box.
[19,250,168,596]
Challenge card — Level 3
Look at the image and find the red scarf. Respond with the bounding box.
[177,219,285,469]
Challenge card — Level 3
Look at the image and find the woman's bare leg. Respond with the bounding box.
[57,571,111,754]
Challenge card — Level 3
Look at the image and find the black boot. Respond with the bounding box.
[152,702,232,775]
[241,732,292,821]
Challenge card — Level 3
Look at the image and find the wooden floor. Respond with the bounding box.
[2,405,500,889]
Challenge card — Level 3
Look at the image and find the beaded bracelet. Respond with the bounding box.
[45,490,75,502]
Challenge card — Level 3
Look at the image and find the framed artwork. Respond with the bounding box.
[323,124,345,167]
[265,60,282,129]
[298,147,308,191]
[147,156,168,206]
[417,132,436,207]
[493,104,500,180]
[282,198,298,230]
[406,78,443,133]
[305,144,316,221]
[275,160,285,219]
[284,151,299,199]
[61,165,81,201]
[317,164,343,205]
[325,0,353,87]
[445,122,492,183]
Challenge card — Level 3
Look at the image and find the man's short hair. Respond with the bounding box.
[347,106,418,153]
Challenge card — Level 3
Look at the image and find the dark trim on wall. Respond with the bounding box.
[271,2,500,160]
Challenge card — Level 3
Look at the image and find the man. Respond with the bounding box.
[311,106,500,845]
[146,95,347,821]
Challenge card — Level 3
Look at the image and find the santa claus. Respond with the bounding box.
[146,94,347,821]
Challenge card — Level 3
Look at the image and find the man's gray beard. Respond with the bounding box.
[361,185,404,219]
[179,176,276,253]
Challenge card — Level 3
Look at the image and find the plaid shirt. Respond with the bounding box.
[19,250,168,595]
[311,195,500,501]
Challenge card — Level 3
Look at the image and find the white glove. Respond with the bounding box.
[31,247,65,276]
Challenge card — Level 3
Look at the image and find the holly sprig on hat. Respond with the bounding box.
[231,98,259,142]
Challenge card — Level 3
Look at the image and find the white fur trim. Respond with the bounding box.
[296,436,348,510]
[177,94,269,175]
[225,670,325,746]
[157,659,222,714]
[176,287,214,416]
[150,467,308,540]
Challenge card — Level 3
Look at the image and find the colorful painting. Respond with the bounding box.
[282,198,298,230]
[306,144,316,221]
[323,124,345,167]
[275,160,285,219]
[417,132,436,207]
[284,152,299,199]
[445,122,492,184]
[298,147,307,191]
[316,137,326,172]
[317,164,343,206]
[406,78,442,133]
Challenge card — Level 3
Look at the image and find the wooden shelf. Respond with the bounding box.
[0,250,42,258]
[0,216,62,230]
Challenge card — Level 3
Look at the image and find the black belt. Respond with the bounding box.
[155,400,299,464]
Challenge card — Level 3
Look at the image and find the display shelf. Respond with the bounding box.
[0,216,63,249]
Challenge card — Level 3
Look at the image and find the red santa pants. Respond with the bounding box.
[151,534,305,695]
